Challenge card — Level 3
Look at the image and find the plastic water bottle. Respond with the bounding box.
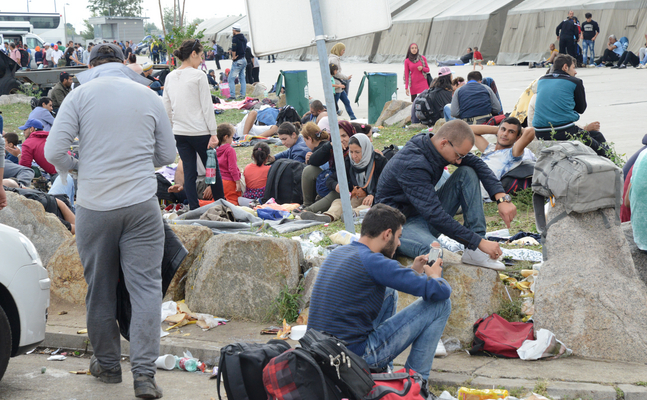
[179,357,198,372]
[205,149,217,184]
[391,91,397,101]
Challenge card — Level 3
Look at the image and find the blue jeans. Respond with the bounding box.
[49,175,76,211]
[363,287,451,378]
[582,40,595,65]
[229,58,247,98]
[443,104,454,121]
[334,91,356,120]
[398,166,486,258]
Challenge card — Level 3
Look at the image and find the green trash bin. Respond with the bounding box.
[275,70,309,117]
[354,72,398,125]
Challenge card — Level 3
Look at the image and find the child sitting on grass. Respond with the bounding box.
[216,124,242,205]
[242,142,271,200]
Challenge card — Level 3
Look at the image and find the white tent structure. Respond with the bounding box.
[197,16,245,43]
[215,16,250,52]
[497,0,647,65]
[425,0,523,62]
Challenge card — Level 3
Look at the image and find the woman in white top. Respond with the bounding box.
[163,39,224,209]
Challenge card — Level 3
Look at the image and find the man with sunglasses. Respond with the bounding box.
[376,120,516,270]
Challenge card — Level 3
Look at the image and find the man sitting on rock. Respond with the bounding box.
[449,71,502,125]
[471,117,537,197]
[376,120,516,271]
[308,204,451,380]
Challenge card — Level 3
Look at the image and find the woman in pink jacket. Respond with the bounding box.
[403,43,430,102]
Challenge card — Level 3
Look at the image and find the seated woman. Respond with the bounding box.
[297,121,355,213]
[272,122,310,163]
[242,142,271,200]
[300,133,387,223]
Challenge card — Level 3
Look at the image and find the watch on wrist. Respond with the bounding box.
[496,194,512,204]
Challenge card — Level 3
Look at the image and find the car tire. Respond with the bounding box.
[0,305,11,381]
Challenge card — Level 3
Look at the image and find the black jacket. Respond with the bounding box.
[308,141,333,167]
[375,133,504,250]
[326,153,388,196]
[556,18,578,39]
[231,33,247,61]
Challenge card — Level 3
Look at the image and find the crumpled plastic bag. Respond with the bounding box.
[329,230,360,245]
[517,328,572,360]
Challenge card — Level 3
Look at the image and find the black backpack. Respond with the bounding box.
[276,105,301,126]
[381,145,399,161]
[261,158,305,204]
[414,87,451,127]
[217,340,292,400]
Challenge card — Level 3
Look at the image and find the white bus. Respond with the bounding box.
[0,12,65,46]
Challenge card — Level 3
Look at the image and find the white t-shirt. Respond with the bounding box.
[52,49,64,64]
[480,143,536,198]
[45,48,53,62]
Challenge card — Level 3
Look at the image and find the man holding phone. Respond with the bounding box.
[308,204,451,382]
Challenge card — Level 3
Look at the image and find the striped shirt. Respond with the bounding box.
[308,241,451,355]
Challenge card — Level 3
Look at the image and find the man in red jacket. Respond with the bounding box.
[19,119,57,177]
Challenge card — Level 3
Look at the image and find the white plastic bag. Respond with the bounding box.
[517,328,572,360]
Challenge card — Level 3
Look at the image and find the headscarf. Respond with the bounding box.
[406,43,420,63]
[330,43,346,57]
[317,116,330,132]
[350,132,375,182]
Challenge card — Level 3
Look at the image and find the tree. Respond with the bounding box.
[81,19,95,40]
[65,23,77,39]
[191,18,204,26]
[87,0,143,17]
[163,7,186,34]
[144,22,159,35]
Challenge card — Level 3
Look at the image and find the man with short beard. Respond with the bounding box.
[308,204,451,381]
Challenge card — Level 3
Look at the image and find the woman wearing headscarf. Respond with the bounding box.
[404,43,430,102]
[300,133,388,223]
[328,43,357,120]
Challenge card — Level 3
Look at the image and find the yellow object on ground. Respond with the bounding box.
[457,387,508,399]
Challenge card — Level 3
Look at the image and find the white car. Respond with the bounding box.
[0,223,50,381]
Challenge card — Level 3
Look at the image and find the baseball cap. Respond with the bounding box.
[142,62,153,72]
[19,119,44,131]
[88,43,125,63]
[438,67,454,77]
[59,72,73,82]
[225,68,230,74]
[232,23,241,31]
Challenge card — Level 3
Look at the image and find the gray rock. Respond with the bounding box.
[397,250,504,346]
[384,105,412,127]
[0,94,32,106]
[0,192,72,267]
[299,267,319,308]
[622,222,647,286]
[186,235,303,321]
[375,100,412,127]
[534,202,647,362]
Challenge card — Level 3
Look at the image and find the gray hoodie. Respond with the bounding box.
[44,62,176,211]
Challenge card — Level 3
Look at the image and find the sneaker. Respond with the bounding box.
[461,248,505,271]
[435,340,447,357]
[619,64,627,69]
[586,64,595,68]
[236,95,245,100]
[89,355,122,384]
[611,64,620,69]
[133,374,163,399]
[226,97,236,101]
[300,211,332,223]
[292,205,306,215]
[336,109,343,116]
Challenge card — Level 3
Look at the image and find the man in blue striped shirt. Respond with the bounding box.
[308,204,451,380]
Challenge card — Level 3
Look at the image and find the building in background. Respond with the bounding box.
[90,16,146,43]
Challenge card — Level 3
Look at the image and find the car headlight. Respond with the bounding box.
[18,233,42,265]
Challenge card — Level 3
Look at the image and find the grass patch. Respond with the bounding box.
[265,284,303,324]
[533,379,550,396]
[429,384,458,396]
[495,296,524,323]
[506,386,529,398]
[636,381,647,387]
[615,386,625,400]
[0,103,32,137]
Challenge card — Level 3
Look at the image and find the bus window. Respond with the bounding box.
[26,36,42,50]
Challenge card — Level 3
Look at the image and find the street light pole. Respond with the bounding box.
[63,3,68,45]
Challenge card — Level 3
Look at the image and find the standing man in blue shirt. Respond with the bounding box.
[308,204,451,381]
[227,23,247,101]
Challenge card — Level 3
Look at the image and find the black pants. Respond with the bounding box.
[535,125,609,157]
[215,56,221,69]
[246,62,254,84]
[252,67,260,83]
[267,54,275,62]
[618,51,640,67]
[559,37,577,58]
[596,49,620,65]
[174,134,224,209]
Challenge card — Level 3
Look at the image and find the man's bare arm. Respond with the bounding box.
[470,125,498,152]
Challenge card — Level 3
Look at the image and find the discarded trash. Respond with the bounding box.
[289,325,307,340]
[77,329,87,334]
[296,308,308,326]
[47,355,67,361]
[329,230,360,245]
[261,326,281,335]
[41,367,46,374]
[457,387,508,399]
[439,391,458,400]
[26,349,36,355]
[58,311,68,315]
[435,340,447,357]
[69,370,90,375]
[155,354,176,371]
[51,348,61,355]
[298,230,324,243]
[275,319,291,340]
[209,367,219,380]
[517,329,572,360]
[443,337,462,353]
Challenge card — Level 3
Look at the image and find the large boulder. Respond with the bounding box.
[186,235,303,321]
[249,83,267,99]
[0,192,72,267]
[534,202,647,362]
[0,94,32,106]
[375,100,412,127]
[47,224,213,305]
[164,224,213,301]
[384,105,412,127]
[397,251,504,346]
[299,267,319,309]
[621,222,647,286]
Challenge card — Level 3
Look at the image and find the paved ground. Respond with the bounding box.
[4,296,646,399]
[163,55,647,159]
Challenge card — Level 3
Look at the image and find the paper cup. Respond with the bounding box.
[290,325,307,341]
[155,354,176,370]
